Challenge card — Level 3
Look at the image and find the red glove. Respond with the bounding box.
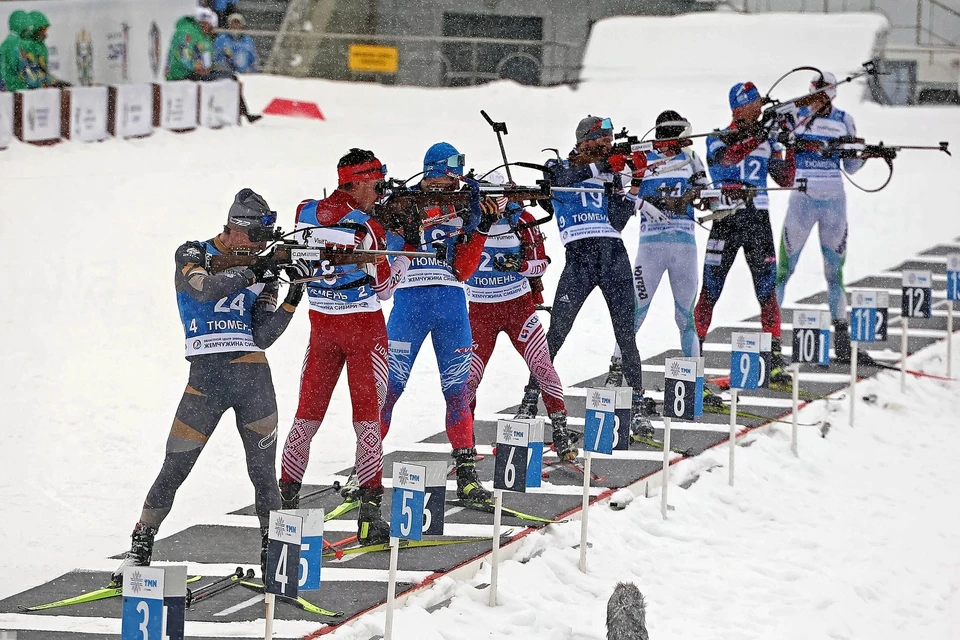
[607,154,628,173]
[630,151,648,178]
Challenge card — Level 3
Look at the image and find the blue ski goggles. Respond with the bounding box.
[424,154,466,178]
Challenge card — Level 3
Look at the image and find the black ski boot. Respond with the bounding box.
[111,522,157,585]
[630,391,659,441]
[702,387,724,408]
[770,337,793,385]
[279,479,301,510]
[454,447,492,505]
[259,524,269,578]
[357,486,391,545]
[834,320,878,366]
[514,382,541,420]
[604,356,624,388]
[549,411,578,461]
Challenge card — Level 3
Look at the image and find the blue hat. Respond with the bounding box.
[423,142,464,179]
[729,82,760,110]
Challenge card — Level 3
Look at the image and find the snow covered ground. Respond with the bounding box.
[1,8,959,638]
[336,339,960,640]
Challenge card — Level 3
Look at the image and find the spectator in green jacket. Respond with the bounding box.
[21,11,68,88]
[166,8,261,123]
[0,10,29,91]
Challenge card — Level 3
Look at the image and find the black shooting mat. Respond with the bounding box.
[2,238,957,638]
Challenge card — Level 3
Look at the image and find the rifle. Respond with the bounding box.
[207,227,433,282]
[653,179,808,224]
[806,137,950,192]
[373,178,556,248]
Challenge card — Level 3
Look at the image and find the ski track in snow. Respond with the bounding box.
[1,10,959,639]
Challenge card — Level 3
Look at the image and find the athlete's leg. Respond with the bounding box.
[776,191,818,306]
[502,295,566,415]
[280,313,345,486]
[744,214,782,339]
[816,195,849,322]
[599,242,645,390]
[232,357,282,529]
[613,242,667,359]
[466,301,502,414]
[140,359,231,529]
[343,313,390,490]
[666,241,701,358]
[431,288,475,450]
[381,289,429,435]
[694,222,739,340]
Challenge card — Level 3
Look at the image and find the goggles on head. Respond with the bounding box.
[584,118,614,141]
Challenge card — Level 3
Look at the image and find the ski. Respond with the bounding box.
[451,499,562,525]
[708,376,842,401]
[189,569,253,606]
[702,403,820,426]
[236,580,344,617]
[19,575,203,612]
[324,533,511,559]
[630,433,695,456]
[323,498,360,521]
[541,458,606,482]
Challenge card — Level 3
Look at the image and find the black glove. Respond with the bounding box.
[284,259,312,281]
[494,254,523,272]
[248,253,280,283]
[476,196,501,234]
[284,283,305,307]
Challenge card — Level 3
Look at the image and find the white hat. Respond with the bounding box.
[227,13,245,26]
[810,71,838,100]
[195,7,218,28]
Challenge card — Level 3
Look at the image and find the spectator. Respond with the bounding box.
[21,10,69,88]
[166,8,261,123]
[212,0,239,30]
[0,10,29,91]
[214,13,258,74]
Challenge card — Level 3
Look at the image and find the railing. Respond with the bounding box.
[233,28,580,86]
[730,0,960,47]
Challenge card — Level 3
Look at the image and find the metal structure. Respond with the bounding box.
[726,0,960,104]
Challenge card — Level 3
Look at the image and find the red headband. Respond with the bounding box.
[337,159,384,186]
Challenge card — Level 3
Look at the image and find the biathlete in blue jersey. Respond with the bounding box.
[113,189,304,582]
[775,72,882,364]
[380,142,501,506]
[605,110,707,386]
[514,116,659,439]
[693,82,796,385]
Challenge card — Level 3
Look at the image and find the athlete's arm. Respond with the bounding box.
[517,210,550,277]
[545,158,600,187]
[251,282,299,349]
[769,147,796,187]
[841,112,865,175]
[175,242,254,303]
[370,220,411,300]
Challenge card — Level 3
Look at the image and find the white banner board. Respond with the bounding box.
[0,0,195,87]
[155,82,198,131]
[109,83,154,138]
[0,92,12,150]
[64,86,108,141]
[16,89,61,143]
[199,80,240,129]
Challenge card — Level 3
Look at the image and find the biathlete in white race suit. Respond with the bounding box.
[775,71,880,364]
[464,172,577,461]
[606,110,706,386]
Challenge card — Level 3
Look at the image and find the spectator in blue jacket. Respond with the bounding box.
[214,13,258,73]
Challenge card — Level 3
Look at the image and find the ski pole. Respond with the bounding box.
[296,480,342,505]
[190,569,252,606]
[186,567,243,606]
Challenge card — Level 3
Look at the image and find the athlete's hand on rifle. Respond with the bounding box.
[248,253,281,284]
[494,254,523,272]
[284,282,305,307]
[607,153,629,173]
[285,259,312,281]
